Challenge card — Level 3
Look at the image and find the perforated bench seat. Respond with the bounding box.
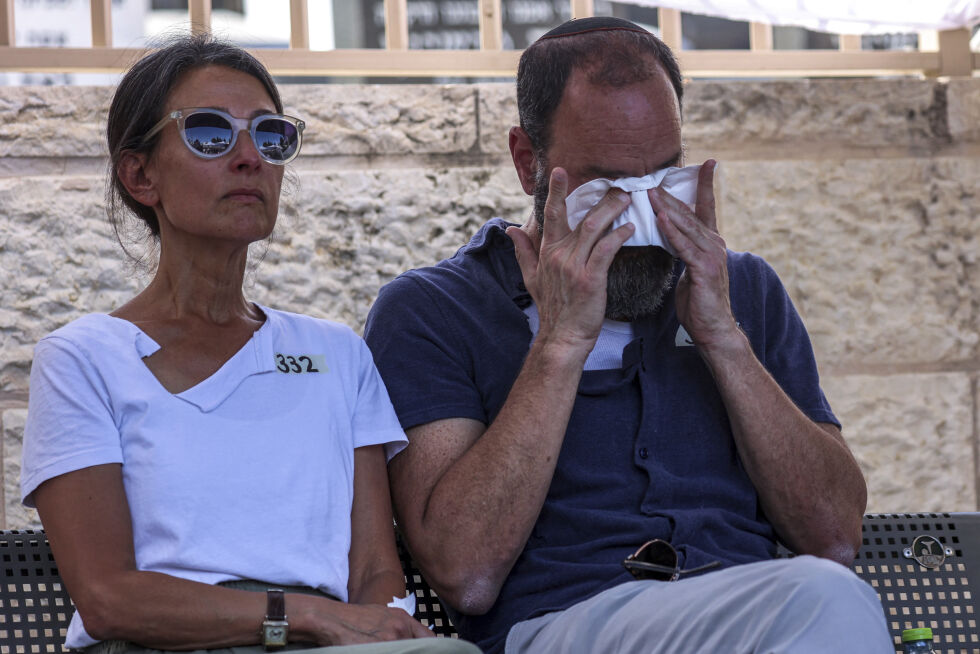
[3,513,978,653]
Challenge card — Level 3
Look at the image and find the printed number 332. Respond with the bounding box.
[275,353,322,374]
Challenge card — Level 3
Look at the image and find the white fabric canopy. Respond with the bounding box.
[625,1,980,34]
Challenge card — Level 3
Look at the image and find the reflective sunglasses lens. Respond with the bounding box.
[254,118,299,162]
[182,112,234,157]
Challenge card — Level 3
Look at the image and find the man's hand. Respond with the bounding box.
[650,159,740,351]
[652,159,866,561]
[507,167,635,354]
[387,168,638,616]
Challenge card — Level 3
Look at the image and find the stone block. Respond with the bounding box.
[823,373,975,513]
[0,86,112,158]
[0,83,480,161]
[280,84,479,156]
[2,409,40,529]
[946,78,980,143]
[0,176,144,393]
[683,79,943,152]
[720,157,980,367]
[258,166,529,330]
[0,166,532,389]
[477,83,517,155]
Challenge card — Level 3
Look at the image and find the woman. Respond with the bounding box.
[20,34,478,654]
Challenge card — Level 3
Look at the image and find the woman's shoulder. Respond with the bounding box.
[259,305,362,346]
[35,313,152,373]
[41,313,140,350]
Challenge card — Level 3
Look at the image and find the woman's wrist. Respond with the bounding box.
[282,593,334,646]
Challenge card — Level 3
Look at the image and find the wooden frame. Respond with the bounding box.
[0,0,976,78]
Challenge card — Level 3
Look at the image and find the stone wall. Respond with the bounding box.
[1,78,978,529]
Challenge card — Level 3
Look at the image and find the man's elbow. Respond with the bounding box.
[427,564,505,616]
[811,537,861,567]
[807,519,864,567]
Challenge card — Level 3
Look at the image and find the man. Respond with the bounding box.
[364,17,892,653]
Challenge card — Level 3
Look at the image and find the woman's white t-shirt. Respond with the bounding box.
[21,306,407,648]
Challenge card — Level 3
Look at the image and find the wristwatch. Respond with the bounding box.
[261,589,288,650]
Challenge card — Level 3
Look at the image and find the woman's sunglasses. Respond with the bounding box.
[623,539,721,582]
[141,108,305,165]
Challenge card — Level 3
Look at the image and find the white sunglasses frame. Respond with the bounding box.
[141,107,305,165]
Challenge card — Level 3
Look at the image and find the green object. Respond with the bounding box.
[902,627,933,642]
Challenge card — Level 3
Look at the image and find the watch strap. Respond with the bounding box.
[266,589,286,621]
[262,589,288,650]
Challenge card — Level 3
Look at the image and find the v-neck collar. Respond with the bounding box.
[106,306,278,412]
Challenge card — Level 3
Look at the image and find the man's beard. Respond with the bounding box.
[532,167,676,322]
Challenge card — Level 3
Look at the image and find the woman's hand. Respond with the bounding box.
[291,596,434,644]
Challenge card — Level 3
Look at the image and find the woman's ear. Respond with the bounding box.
[116,151,158,208]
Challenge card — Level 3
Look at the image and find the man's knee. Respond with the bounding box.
[777,555,873,597]
[771,555,884,624]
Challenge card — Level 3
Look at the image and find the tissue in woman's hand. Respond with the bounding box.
[564,164,701,255]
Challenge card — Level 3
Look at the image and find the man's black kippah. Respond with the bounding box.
[537,16,652,42]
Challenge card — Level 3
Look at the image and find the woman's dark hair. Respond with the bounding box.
[106,32,283,249]
[516,27,684,162]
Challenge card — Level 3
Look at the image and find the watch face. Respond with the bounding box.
[263,622,289,647]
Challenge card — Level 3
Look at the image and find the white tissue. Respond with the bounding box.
[388,592,417,617]
[564,164,701,255]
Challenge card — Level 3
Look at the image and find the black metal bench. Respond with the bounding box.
[3,513,978,653]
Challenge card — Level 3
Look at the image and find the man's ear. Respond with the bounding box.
[116,151,159,208]
[508,126,539,196]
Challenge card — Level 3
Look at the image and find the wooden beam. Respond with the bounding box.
[0,46,520,77]
[190,0,211,35]
[289,0,309,50]
[839,34,862,51]
[384,0,408,50]
[0,46,147,73]
[679,49,938,76]
[255,48,524,76]
[749,22,772,51]
[571,0,593,20]
[0,47,956,79]
[937,27,972,77]
[90,0,113,48]
[479,0,503,50]
[658,8,682,51]
[0,0,14,47]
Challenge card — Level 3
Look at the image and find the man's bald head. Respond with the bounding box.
[516,17,684,160]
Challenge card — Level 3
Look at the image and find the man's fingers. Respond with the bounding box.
[506,226,539,282]
[651,186,721,259]
[696,159,718,232]
[584,222,635,277]
[410,619,437,638]
[570,188,631,263]
[541,167,571,242]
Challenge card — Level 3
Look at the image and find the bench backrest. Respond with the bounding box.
[3,513,978,653]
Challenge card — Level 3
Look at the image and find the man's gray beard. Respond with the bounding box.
[532,170,676,322]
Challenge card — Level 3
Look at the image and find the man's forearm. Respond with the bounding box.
[392,171,639,613]
[393,337,591,614]
[699,330,867,563]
